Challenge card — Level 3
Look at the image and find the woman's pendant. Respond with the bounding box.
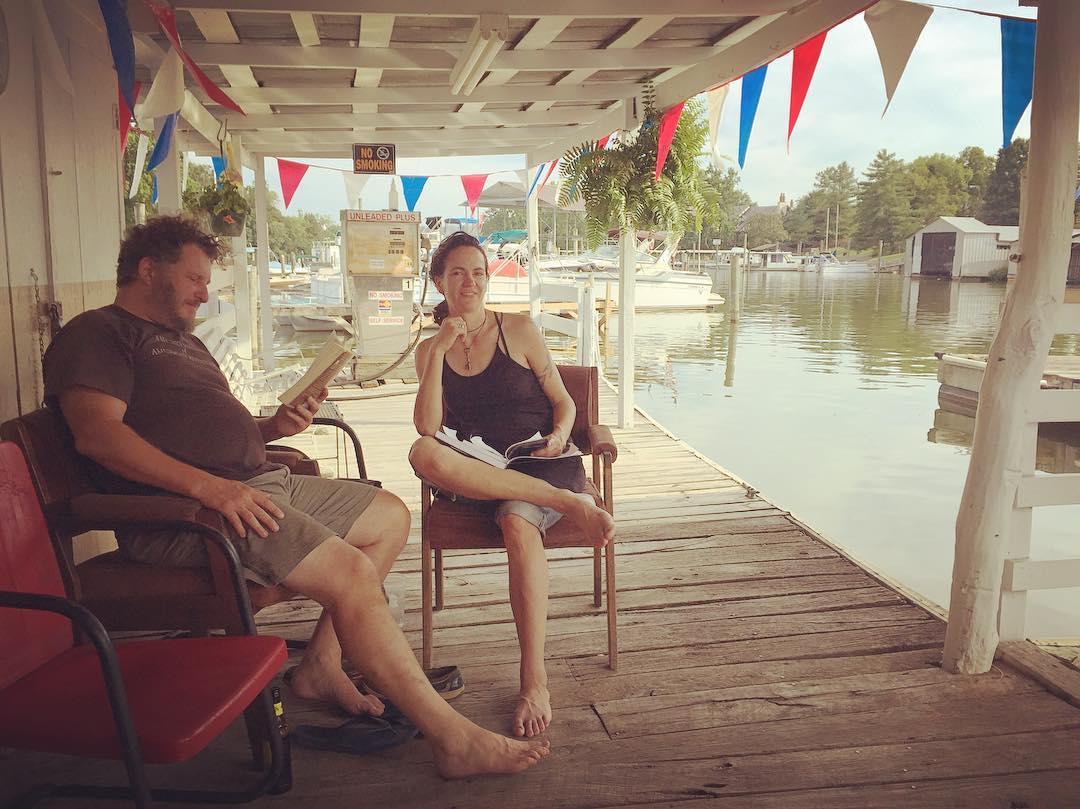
[463,344,471,371]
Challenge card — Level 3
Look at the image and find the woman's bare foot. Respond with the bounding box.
[432,725,550,779]
[565,491,615,546]
[289,660,385,716]
[512,684,552,738]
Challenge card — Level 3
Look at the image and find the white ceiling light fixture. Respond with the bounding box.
[450,14,508,96]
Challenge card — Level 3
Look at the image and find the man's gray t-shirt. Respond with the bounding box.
[43,304,274,494]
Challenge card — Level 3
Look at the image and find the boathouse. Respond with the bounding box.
[903,216,1018,279]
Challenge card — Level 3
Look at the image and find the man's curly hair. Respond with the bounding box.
[116,215,224,287]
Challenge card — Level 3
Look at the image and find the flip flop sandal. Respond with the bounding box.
[362,666,465,702]
[291,710,419,755]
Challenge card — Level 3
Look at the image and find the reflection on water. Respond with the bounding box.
[604,270,1079,638]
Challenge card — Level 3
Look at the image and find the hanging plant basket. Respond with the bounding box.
[211,211,246,237]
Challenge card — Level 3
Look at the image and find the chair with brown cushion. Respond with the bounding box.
[419,364,619,670]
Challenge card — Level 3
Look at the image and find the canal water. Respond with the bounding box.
[604,269,1079,639]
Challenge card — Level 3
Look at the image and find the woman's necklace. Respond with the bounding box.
[462,312,488,372]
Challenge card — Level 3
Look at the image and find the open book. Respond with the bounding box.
[277,334,353,407]
[434,427,582,470]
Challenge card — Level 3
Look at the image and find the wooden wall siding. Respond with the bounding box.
[8,381,1077,805]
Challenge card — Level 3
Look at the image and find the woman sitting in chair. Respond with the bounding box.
[410,231,615,739]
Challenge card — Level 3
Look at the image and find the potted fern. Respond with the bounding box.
[559,86,708,251]
[195,170,251,237]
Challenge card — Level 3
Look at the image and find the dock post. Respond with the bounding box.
[943,0,1080,674]
[729,252,741,322]
[254,154,274,371]
[527,177,541,327]
[617,226,636,428]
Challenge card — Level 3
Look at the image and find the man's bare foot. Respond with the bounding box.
[433,726,550,779]
[512,685,552,738]
[566,491,615,546]
[288,661,385,716]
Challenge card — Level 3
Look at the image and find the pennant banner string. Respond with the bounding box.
[738,65,768,170]
[788,31,827,148]
[401,176,429,212]
[1000,17,1036,148]
[276,158,310,209]
[97,0,137,111]
[865,1,933,116]
[654,102,686,180]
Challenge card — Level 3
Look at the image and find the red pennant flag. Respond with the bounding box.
[461,174,489,213]
[788,31,827,147]
[277,159,310,210]
[537,160,559,196]
[597,134,612,150]
[143,1,245,115]
[118,79,142,152]
[654,101,686,180]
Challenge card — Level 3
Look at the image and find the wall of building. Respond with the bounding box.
[0,0,122,424]
[957,232,1010,278]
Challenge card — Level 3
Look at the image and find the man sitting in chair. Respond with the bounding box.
[42,215,548,778]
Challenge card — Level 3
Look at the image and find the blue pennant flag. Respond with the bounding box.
[151,174,158,204]
[97,0,136,111]
[738,65,768,169]
[526,164,545,199]
[1001,18,1036,148]
[211,156,226,181]
[401,176,429,212]
[146,113,179,173]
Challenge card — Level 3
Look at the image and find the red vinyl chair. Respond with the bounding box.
[0,442,289,808]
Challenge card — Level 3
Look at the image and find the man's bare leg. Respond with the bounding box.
[288,490,410,715]
[500,514,552,738]
[410,437,614,545]
[283,537,549,777]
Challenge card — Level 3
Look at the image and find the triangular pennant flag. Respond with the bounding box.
[151,173,158,204]
[277,158,310,210]
[788,32,827,148]
[706,85,730,169]
[342,173,370,207]
[1000,17,1036,148]
[461,174,489,213]
[146,112,179,173]
[211,156,226,181]
[654,101,686,180]
[401,176,429,212]
[118,80,142,153]
[97,0,136,111]
[864,1,933,116]
[537,162,559,196]
[143,0,245,115]
[738,65,768,169]
[137,47,184,123]
[129,133,149,198]
[597,134,612,149]
[526,164,545,198]
[31,2,74,95]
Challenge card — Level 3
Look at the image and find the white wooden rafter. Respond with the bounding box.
[174,1,802,16]
[290,12,320,46]
[354,14,395,115]
[189,10,273,115]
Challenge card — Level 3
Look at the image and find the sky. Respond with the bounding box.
[224,0,1036,220]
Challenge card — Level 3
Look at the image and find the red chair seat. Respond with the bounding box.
[0,635,285,763]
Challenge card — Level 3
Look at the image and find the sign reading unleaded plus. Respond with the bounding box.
[353,143,396,174]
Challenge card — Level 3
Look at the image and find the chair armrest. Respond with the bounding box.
[265,449,320,476]
[60,493,226,534]
[587,424,618,463]
[312,416,368,479]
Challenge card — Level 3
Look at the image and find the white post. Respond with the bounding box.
[156,134,182,214]
[729,252,741,322]
[943,0,1080,674]
[230,134,253,368]
[254,155,274,371]
[617,226,636,428]
[583,276,598,368]
[527,182,541,325]
[824,205,830,253]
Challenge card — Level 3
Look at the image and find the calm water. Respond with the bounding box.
[604,270,1079,639]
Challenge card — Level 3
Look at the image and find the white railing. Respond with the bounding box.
[534,278,601,369]
[997,300,1080,640]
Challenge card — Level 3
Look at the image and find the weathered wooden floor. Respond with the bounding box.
[4,383,1080,807]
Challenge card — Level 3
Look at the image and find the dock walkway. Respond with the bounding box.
[4,384,1080,807]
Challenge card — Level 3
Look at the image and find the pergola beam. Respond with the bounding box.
[189,10,273,115]
[174,1,800,16]
[205,82,641,106]
[223,109,606,129]
[183,42,715,71]
[290,12,321,45]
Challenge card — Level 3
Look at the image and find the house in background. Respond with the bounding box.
[903,216,1018,279]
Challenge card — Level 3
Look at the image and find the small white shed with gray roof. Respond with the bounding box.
[904,217,1017,279]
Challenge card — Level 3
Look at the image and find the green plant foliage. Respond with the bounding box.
[559,85,708,249]
[195,175,252,221]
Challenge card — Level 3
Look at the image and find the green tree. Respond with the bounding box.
[958,145,995,217]
[854,150,908,251]
[745,210,787,249]
[900,153,971,231]
[980,138,1029,225]
[691,165,752,248]
[122,132,156,226]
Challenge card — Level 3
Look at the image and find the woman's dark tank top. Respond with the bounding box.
[441,314,585,492]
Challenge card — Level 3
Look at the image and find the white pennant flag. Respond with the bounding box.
[137,47,185,123]
[864,0,933,116]
[342,173,370,208]
[129,134,149,199]
[706,85,731,170]
[31,2,74,95]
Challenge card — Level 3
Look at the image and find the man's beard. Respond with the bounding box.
[154,278,196,332]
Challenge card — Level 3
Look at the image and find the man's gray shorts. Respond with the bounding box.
[117,466,379,585]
